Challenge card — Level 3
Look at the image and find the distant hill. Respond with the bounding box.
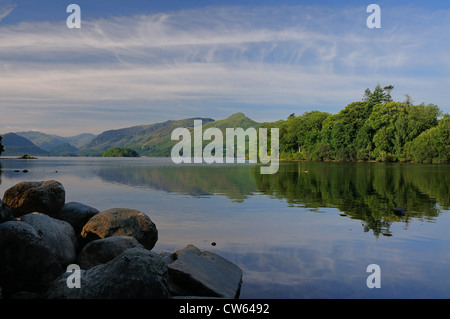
[1,133,49,156]
[80,113,262,157]
[5,113,261,157]
[45,142,79,156]
[203,112,260,131]
[80,117,215,156]
[16,131,96,154]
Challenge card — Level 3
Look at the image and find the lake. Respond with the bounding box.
[0,157,449,299]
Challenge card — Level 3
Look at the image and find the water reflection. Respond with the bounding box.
[95,160,449,238]
[95,163,259,203]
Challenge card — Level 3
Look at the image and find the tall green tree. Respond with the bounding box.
[272,84,444,164]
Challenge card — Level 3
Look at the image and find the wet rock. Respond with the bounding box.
[2,180,65,218]
[81,208,158,250]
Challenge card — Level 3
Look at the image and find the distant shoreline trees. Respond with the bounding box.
[0,136,4,156]
[102,147,139,157]
[262,85,449,164]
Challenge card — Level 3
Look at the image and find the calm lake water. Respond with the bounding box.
[1,157,449,299]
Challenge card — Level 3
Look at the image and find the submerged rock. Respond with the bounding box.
[2,180,65,217]
[393,206,407,216]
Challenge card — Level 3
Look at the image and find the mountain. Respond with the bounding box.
[16,131,96,153]
[80,117,215,156]
[45,142,79,156]
[81,113,261,157]
[0,133,49,156]
[203,112,260,131]
[4,113,261,157]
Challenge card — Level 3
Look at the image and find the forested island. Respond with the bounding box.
[262,85,449,164]
[102,147,139,157]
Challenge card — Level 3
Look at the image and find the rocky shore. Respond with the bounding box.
[0,180,243,299]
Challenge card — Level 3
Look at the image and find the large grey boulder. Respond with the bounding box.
[46,248,170,299]
[0,221,63,297]
[78,236,144,269]
[21,213,77,266]
[0,200,14,223]
[167,245,243,298]
[81,208,158,250]
[2,180,65,217]
[54,202,99,235]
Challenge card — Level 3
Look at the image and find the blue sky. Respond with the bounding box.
[0,0,449,135]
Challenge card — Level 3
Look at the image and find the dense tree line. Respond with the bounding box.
[102,147,139,157]
[262,85,449,163]
[0,136,3,156]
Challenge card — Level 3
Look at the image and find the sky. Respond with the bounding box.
[0,0,449,136]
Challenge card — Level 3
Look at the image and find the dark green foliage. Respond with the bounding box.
[102,147,139,157]
[270,85,449,163]
[0,136,4,156]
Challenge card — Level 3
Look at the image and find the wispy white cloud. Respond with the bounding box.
[0,5,449,135]
[0,4,15,22]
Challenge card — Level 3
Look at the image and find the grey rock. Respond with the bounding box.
[21,212,77,266]
[0,221,63,297]
[46,247,170,299]
[2,180,65,217]
[168,245,243,298]
[78,236,145,269]
[54,202,99,235]
[0,200,14,223]
[81,208,158,250]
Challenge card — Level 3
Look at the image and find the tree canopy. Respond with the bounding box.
[262,85,449,163]
[102,147,139,157]
[0,136,4,156]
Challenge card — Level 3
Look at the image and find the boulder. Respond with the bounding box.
[45,247,170,299]
[81,208,158,250]
[21,213,78,266]
[0,200,14,223]
[78,236,145,269]
[54,202,99,235]
[167,245,243,298]
[2,180,65,217]
[0,221,63,297]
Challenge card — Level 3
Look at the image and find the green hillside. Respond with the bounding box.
[80,118,215,156]
[80,113,261,157]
